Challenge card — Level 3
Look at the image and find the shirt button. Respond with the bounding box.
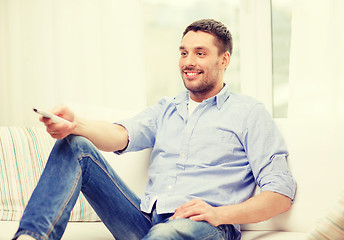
[168,185,172,190]
[181,153,186,158]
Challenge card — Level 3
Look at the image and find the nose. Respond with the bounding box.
[184,54,196,67]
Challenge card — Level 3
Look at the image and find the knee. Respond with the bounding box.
[62,135,94,150]
[64,134,90,146]
[53,135,97,157]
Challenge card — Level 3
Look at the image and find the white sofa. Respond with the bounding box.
[1,113,343,239]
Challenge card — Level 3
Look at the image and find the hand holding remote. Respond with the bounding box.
[33,106,76,139]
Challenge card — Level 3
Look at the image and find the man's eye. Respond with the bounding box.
[181,52,187,56]
[197,52,205,56]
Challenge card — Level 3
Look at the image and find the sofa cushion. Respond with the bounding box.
[0,221,114,240]
[241,230,307,240]
[0,127,100,222]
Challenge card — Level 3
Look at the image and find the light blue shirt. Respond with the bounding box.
[117,85,296,226]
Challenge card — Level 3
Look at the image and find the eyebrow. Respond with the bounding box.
[179,46,209,51]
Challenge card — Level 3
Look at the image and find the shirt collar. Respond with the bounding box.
[214,84,231,109]
[173,84,231,109]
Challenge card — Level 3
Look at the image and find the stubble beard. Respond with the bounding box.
[182,71,219,97]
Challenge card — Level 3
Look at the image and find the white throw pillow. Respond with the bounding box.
[306,191,344,240]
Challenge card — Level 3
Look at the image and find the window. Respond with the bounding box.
[271,0,292,118]
[141,0,292,118]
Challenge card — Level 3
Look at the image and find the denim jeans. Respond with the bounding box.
[13,135,236,240]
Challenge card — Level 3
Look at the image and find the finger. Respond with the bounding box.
[53,123,74,135]
[49,130,68,140]
[174,199,200,213]
[46,122,59,131]
[182,209,202,218]
[50,105,73,122]
[171,206,204,220]
[189,214,207,222]
[46,122,75,139]
[40,116,53,125]
[170,199,206,220]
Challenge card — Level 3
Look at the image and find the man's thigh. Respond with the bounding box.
[142,218,233,240]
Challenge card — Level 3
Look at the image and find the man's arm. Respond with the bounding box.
[40,105,128,152]
[170,191,291,227]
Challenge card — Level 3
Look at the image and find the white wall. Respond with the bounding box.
[0,0,146,126]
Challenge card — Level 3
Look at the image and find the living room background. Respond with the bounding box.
[0,0,343,126]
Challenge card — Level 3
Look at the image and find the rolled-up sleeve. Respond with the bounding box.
[114,97,169,154]
[244,104,296,201]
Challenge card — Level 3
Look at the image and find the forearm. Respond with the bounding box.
[217,191,291,225]
[73,117,128,152]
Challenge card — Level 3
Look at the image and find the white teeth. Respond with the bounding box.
[186,72,198,76]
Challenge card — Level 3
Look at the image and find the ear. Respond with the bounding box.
[220,51,230,70]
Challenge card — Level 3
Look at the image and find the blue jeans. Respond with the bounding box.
[13,135,236,240]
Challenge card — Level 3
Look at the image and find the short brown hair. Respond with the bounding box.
[183,19,233,55]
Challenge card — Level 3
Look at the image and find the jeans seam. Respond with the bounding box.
[78,153,152,224]
[45,168,82,238]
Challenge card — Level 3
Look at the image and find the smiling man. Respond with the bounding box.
[14,19,296,240]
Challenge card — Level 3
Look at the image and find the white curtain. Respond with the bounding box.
[0,0,146,126]
[289,0,344,119]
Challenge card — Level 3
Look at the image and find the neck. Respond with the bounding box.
[190,82,225,102]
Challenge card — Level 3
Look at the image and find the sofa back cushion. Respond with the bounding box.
[0,127,99,222]
[241,119,344,232]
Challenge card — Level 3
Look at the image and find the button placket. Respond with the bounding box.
[177,104,205,169]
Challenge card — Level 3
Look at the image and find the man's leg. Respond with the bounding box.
[13,135,152,240]
[143,218,235,240]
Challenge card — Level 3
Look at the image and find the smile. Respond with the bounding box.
[186,72,199,76]
[183,71,203,79]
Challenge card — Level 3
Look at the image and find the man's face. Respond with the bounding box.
[179,31,228,101]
